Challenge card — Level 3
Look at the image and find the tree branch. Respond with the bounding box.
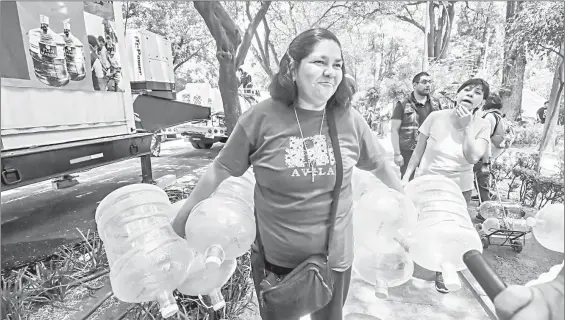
[173,40,213,72]
[395,14,425,32]
[534,43,565,59]
[235,1,271,68]
[310,2,346,28]
[193,1,241,60]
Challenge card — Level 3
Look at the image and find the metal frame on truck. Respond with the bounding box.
[0,1,154,191]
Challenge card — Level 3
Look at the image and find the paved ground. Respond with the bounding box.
[1,139,219,269]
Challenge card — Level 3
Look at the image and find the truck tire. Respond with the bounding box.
[191,142,202,149]
[199,142,213,149]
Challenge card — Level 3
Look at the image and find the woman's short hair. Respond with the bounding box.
[456,78,490,99]
[269,28,353,109]
[484,93,503,110]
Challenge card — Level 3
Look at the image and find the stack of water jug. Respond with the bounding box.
[96,164,564,317]
[352,168,564,299]
[352,169,484,297]
[95,170,256,318]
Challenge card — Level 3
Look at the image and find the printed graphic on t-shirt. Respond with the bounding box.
[284,134,335,178]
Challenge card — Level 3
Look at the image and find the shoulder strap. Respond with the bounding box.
[253,107,344,263]
[325,107,343,257]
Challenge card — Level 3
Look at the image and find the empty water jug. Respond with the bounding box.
[526,203,564,252]
[177,254,237,311]
[478,201,524,220]
[96,184,197,318]
[353,180,418,247]
[351,167,383,203]
[526,261,564,287]
[404,175,483,291]
[156,174,177,189]
[212,169,256,209]
[353,238,414,299]
[185,196,255,268]
[481,217,501,233]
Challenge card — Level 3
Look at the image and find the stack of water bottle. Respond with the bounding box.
[352,169,483,297]
[95,170,257,318]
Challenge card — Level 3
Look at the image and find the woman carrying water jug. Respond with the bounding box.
[172,28,404,320]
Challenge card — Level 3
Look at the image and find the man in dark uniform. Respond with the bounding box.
[390,72,443,181]
[537,101,548,124]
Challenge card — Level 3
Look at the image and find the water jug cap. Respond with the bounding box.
[440,263,461,291]
[160,303,179,318]
[212,300,226,311]
[205,245,225,269]
[373,278,388,299]
[63,22,70,30]
[40,15,49,24]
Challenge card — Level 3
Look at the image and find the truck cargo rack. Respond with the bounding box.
[1,133,154,191]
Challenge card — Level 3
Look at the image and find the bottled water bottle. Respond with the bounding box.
[353,238,414,299]
[60,22,86,81]
[27,15,69,87]
[96,184,197,318]
[184,196,255,268]
[353,178,418,247]
[177,254,237,311]
[405,175,483,291]
[503,218,532,239]
[482,217,500,233]
[526,203,564,253]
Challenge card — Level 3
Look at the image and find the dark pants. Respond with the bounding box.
[251,248,352,320]
[400,149,415,181]
[473,160,492,203]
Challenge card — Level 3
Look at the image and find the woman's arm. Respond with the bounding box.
[402,133,428,183]
[462,121,489,164]
[370,152,404,193]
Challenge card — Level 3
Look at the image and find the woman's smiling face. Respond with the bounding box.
[456,84,486,111]
[293,39,344,106]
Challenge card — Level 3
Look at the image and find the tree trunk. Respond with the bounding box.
[537,41,565,172]
[500,1,526,121]
[194,1,270,133]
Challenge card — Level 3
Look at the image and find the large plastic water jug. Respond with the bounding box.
[481,217,500,234]
[353,238,414,299]
[526,203,564,252]
[169,199,186,222]
[184,196,255,268]
[351,167,383,203]
[177,254,237,311]
[404,175,482,291]
[353,178,418,246]
[212,169,256,209]
[478,201,524,220]
[526,261,564,286]
[96,184,197,318]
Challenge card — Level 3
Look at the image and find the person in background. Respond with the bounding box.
[401,78,491,294]
[390,72,442,180]
[87,35,104,91]
[471,94,503,204]
[537,101,548,124]
[495,266,564,320]
[172,28,403,319]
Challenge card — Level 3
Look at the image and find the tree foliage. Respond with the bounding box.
[122,1,216,74]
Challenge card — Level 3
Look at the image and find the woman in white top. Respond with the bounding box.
[401,78,491,294]
[401,78,491,204]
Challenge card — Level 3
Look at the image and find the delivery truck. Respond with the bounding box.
[0,1,209,191]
